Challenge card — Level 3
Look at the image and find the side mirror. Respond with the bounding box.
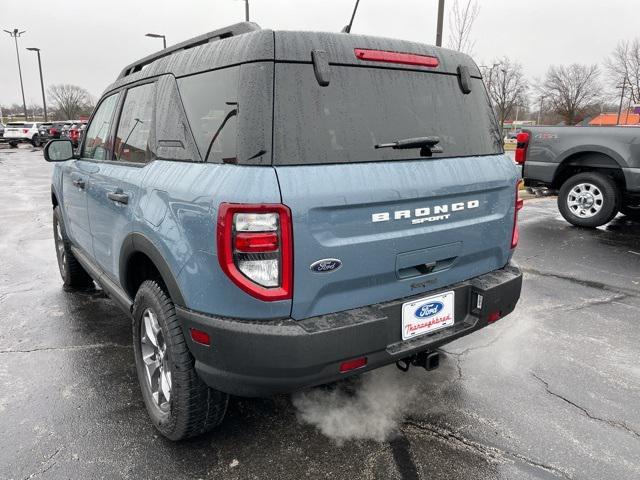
[44,139,75,162]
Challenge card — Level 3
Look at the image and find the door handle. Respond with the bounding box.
[72,178,85,189]
[107,191,129,205]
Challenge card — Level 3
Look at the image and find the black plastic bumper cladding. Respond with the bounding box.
[177,263,522,397]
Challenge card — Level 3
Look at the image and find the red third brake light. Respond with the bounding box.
[515,132,530,165]
[354,49,439,68]
[217,203,292,301]
[511,181,524,249]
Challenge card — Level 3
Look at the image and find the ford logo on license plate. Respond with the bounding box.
[414,301,444,319]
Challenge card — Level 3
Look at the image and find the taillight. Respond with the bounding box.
[51,128,58,135]
[217,203,293,301]
[354,48,439,68]
[22,129,29,134]
[511,181,524,249]
[515,132,529,165]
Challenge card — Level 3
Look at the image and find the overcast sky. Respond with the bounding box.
[1,0,638,108]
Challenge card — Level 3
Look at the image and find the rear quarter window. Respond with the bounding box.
[178,67,239,163]
[273,64,502,165]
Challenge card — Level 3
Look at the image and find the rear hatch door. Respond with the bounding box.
[273,32,519,320]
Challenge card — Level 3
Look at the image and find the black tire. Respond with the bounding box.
[31,134,41,147]
[557,172,620,228]
[9,141,18,148]
[132,280,228,441]
[53,206,94,289]
[620,204,640,220]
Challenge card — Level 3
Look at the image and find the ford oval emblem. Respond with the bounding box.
[414,301,444,319]
[310,258,342,273]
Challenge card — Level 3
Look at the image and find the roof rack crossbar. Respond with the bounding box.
[117,22,261,80]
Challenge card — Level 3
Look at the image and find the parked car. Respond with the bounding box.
[43,22,523,440]
[39,121,70,141]
[3,122,43,147]
[60,122,86,147]
[0,122,5,141]
[60,121,79,140]
[519,126,640,226]
[68,123,85,147]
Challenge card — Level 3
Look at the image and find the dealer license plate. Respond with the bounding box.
[401,291,455,341]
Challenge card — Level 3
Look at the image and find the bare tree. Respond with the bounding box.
[447,0,480,55]
[538,64,601,125]
[48,84,95,120]
[605,39,640,104]
[484,57,529,129]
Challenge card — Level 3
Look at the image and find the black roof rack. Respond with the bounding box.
[117,22,261,80]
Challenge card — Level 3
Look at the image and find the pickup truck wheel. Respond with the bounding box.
[620,204,640,220]
[53,206,94,289]
[558,172,620,227]
[132,280,228,441]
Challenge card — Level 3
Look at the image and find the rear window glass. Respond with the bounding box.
[8,122,30,127]
[178,67,238,163]
[273,64,502,165]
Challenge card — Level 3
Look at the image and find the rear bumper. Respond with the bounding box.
[177,263,522,397]
[3,135,32,143]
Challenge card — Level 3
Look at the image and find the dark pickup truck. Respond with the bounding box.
[519,126,640,227]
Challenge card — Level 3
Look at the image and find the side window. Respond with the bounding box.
[114,82,155,163]
[82,93,118,160]
[178,67,238,163]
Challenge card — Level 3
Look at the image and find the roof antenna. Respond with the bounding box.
[342,0,361,33]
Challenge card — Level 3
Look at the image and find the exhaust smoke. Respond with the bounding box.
[292,365,423,444]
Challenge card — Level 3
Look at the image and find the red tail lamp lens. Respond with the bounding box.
[190,328,210,346]
[354,49,439,68]
[515,132,530,165]
[488,311,502,323]
[339,357,368,373]
[511,181,524,249]
[217,203,293,301]
[235,232,279,253]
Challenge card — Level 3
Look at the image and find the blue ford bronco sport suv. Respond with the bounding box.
[44,22,523,440]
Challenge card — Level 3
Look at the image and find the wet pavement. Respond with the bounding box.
[1,146,639,479]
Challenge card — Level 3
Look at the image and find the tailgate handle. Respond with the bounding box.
[397,257,456,279]
[396,242,462,280]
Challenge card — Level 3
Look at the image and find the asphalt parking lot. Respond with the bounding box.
[1,146,639,480]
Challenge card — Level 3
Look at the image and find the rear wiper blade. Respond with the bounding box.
[375,136,443,154]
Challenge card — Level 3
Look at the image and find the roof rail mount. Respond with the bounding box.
[117,22,261,80]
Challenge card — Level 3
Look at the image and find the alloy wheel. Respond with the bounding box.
[140,308,172,412]
[54,220,66,277]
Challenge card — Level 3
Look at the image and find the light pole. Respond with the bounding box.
[537,95,546,126]
[145,33,166,49]
[26,47,47,121]
[616,77,627,125]
[244,0,250,21]
[4,28,28,120]
[435,0,445,46]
